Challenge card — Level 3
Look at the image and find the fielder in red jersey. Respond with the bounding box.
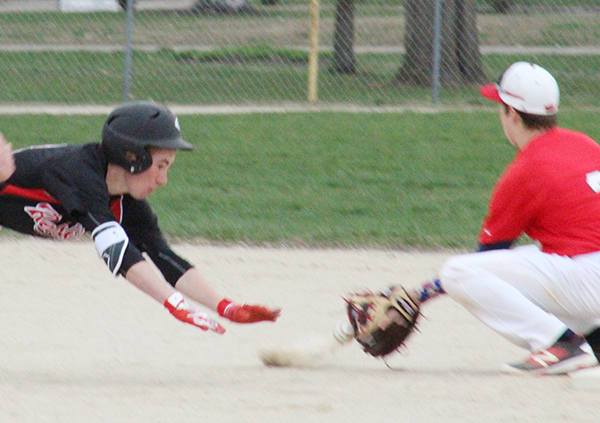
[480,127,600,256]
[407,62,600,376]
[0,101,280,338]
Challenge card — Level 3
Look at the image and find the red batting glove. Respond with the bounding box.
[217,299,281,324]
[165,292,226,334]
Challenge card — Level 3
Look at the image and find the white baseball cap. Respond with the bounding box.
[480,62,559,115]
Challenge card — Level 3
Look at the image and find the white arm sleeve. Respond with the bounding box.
[92,221,129,275]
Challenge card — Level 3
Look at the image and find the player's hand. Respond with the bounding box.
[164,292,226,334]
[218,299,281,324]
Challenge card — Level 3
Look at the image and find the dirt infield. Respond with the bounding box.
[0,238,598,423]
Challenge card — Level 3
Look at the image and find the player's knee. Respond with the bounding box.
[438,254,478,298]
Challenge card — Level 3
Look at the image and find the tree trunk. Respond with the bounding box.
[397,0,485,87]
[331,0,356,74]
[491,0,516,14]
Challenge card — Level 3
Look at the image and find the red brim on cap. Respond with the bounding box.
[479,84,503,103]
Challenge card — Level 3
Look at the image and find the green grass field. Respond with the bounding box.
[2,110,599,250]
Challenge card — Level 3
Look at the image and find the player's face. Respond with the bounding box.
[127,148,176,199]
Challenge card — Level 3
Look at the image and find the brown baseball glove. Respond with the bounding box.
[344,285,421,358]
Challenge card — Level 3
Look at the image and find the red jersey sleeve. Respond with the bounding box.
[478,152,542,246]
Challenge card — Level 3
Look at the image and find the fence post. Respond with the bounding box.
[432,0,443,104]
[308,0,320,104]
[123,0,135,103]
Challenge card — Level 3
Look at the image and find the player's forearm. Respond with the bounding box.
[124,260,176,303]
[173,267,222,311]
[124,262,225,333]
[174,268,281,324]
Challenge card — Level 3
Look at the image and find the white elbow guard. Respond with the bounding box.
[92,221,129,275]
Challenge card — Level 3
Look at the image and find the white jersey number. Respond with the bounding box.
[586,171,600,193]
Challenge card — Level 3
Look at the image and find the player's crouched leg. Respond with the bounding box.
[437,252,513,327]
[440,252,599,375]
[437,251,543,350]
[438,253,480,309]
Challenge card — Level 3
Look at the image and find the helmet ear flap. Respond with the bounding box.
[124,149,152,174]
[101,131,153,174]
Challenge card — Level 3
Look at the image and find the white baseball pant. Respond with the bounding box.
[439,245,600,352]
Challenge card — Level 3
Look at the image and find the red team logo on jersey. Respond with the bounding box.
[24,202,85,240]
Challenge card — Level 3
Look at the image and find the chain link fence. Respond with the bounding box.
[0,0,599,108]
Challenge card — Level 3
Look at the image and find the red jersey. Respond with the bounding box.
[479,127,600,256]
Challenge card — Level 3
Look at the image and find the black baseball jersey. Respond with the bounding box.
[0,143,192,284]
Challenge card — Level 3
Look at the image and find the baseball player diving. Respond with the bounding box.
[0,101,280,335]
[341,62,600,376]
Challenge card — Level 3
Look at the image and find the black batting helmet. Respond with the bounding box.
[102,101,193,174]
